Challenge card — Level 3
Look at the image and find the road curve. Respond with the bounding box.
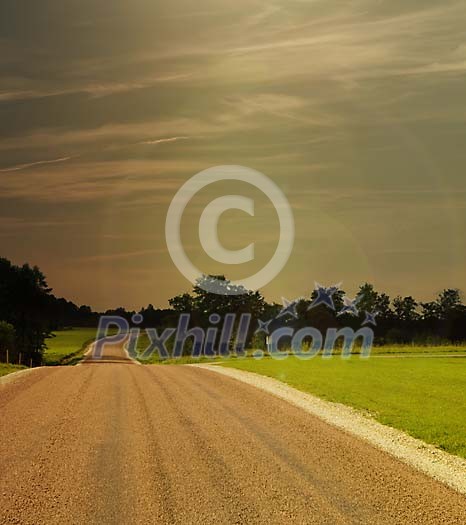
[0,342,465,524]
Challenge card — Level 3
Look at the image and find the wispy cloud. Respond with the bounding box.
[0,159,204,202]
[0,73,194,103]
[78,249,166,262]
[139,136,190,145]
[0,156,72,173]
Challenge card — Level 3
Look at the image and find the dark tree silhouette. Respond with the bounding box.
[393,296,419,323]
[0,321,15,362]
[0,258,54,364]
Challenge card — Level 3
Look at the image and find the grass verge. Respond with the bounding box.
[0,363,26,378]
[43,328,98,365]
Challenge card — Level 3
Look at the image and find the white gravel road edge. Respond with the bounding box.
[192,363,466,496]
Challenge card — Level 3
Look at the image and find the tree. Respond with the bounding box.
[437,289,462,319]
[138,304,175,327]
[420,301,440,322]
[169,293,194,313]
[436,289,465,341]
[0,258,54,364]
[167,275,268,354]
[393,296,419,323]
[357,283,392,320]
[169,275,267,322]
[0,321,15,362]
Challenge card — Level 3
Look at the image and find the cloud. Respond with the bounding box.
[215,1,466,87]
[0,121,200,152]
[0,94,315,153]
[0,73,193,102]
[139,136,190,145]
[0,159,204,202]
[78,249,166,262]
[0,156,72,173]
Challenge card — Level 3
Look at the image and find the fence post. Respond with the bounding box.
[6,349,9,365]
[30,358,33,368]
[19,352,22,366]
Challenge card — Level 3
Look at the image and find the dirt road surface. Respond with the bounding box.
[0,342,465,524]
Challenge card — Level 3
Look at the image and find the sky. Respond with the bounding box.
[0,0,466,310]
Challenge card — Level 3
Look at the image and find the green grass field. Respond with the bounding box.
[0,364,26,378]
[221,353,466,459]
[43,328,99,365]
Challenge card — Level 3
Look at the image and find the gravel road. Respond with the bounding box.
[0,342,465,524]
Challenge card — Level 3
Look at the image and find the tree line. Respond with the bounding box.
[166,277,466,351]
[1,257,465,365]
[0,258,98,365]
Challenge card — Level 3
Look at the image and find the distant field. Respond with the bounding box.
[368,345,466,355]
[135,333,466,362]
[0,364,26,378]
[221,353,466,459]
[43,328,98,365]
